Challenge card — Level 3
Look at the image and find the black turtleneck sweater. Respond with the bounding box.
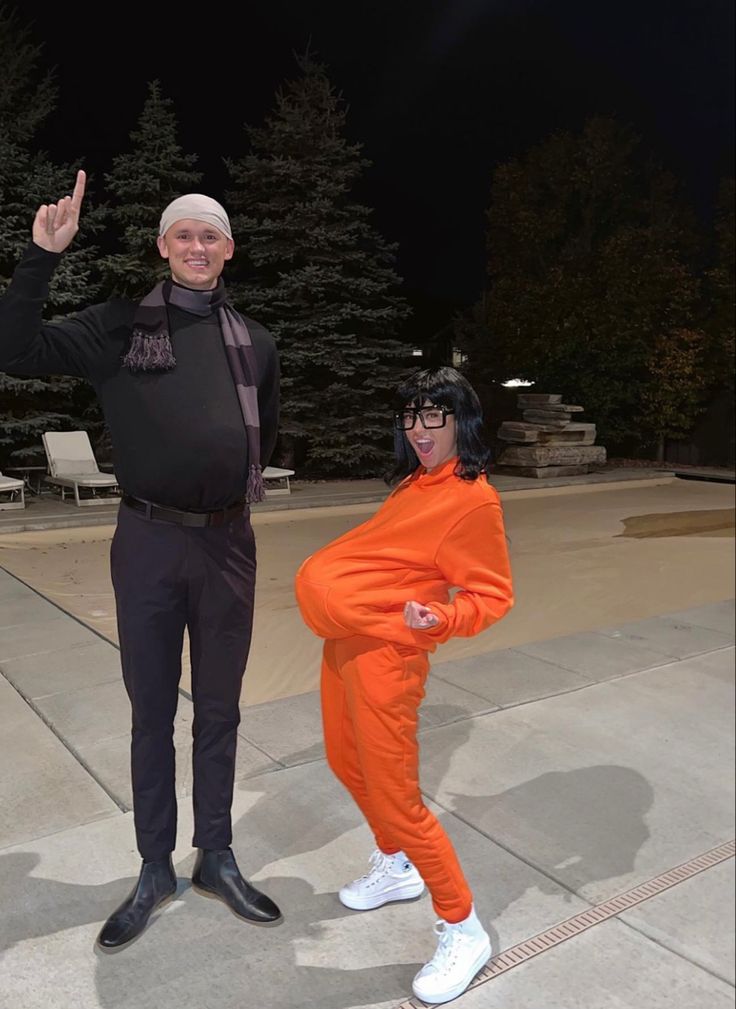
[0,244,280,511]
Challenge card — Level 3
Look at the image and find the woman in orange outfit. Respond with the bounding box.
[295,366,513,1005]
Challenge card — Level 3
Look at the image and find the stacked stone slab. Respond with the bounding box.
[495,393,606,477]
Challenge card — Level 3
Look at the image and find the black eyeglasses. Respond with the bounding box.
[394,406,455,431]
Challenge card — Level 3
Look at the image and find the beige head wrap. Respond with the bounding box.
[158,194,232,239]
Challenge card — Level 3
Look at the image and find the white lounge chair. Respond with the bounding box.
[0,471,25,510]
[262,466,295,496]
[42,431,120,507]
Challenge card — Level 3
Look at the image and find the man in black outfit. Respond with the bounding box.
[0,171,283,948]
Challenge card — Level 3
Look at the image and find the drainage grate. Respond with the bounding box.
[399,839,735,1009]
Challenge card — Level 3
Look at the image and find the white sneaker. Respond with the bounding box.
[339,849,425,910]
[411,905,492,1004]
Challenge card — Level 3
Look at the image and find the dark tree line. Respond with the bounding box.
[1,7,733,474]
[453,117,734,460]
[0,12,412,477]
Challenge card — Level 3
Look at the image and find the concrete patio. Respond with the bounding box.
[0,470,733,1008]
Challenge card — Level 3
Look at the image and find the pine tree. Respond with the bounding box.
[100,80,202,299]
[0,7,105,468]
[0,6,55,149]
[225,52,411,476]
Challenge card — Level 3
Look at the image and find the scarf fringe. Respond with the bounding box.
[247,464,266,504]
[123,330,177,372]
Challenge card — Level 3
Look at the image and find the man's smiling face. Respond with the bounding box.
[157,219,234,290]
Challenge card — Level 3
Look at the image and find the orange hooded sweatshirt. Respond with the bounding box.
[295,457,513,651]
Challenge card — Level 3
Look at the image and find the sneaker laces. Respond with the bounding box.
[358,849,394,882]
[424,920,463,974]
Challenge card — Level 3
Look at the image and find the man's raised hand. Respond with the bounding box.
[32,169,86,254]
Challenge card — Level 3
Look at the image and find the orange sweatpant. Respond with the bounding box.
[321,635,473,923]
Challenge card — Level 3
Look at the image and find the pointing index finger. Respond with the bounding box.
[70,169,86,215]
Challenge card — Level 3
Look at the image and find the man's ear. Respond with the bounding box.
[224,238,235,261]
[156,235,170,260]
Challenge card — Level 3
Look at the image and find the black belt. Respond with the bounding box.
[122,495,245,528]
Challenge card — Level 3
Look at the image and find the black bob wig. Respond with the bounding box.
[386,366,491,486]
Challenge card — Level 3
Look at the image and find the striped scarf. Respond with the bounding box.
[124,279,265,503]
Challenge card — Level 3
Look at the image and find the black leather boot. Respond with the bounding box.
[192,847,281,924]
[96,856,177,951]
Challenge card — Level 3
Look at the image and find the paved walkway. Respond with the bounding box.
[0,538,733,1008]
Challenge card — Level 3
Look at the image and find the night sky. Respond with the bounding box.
[17,0,736,330]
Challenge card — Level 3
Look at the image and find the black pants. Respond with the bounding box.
[110,503,256,860]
